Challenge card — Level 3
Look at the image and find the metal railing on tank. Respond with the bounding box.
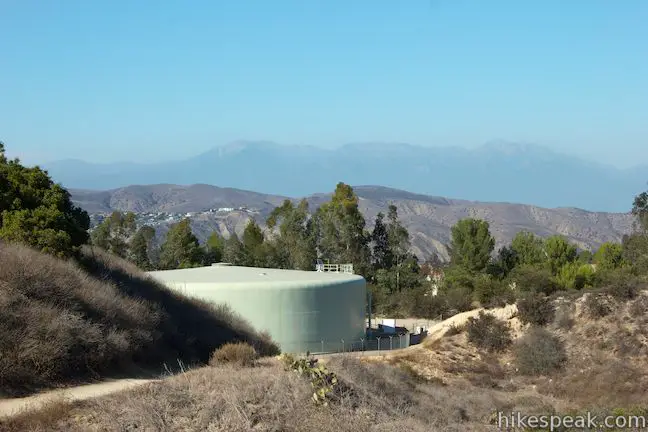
[315,259,354,274]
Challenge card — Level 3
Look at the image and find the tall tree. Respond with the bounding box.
[487,246,518,279]
[90,211,138,258]
[0,142,89,257]
[370,212,392,271]
[204,231,225,264]
[266,199,316,270]
[510,231,546,266]
[129,225,156,270]
[158,219,204,269]
[223,233,246,265]
[632,190,648,231]
[314,183,370,275]
[449,218,495,272]
[544,235,577,274]
[593,242,625,271]
[241,219,266,266]
[386,204,412,291]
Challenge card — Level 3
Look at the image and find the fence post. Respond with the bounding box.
[360,338,365,353]
[321,340,324,354]
[377,337,381,354]
[341,339,345,353]
[389,335,393,350]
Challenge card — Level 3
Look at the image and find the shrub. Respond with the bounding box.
[465,311,512,352]
[584,293,613,319]
[516,292,555,326]
[445,323,464,336]
[441,285,474,314]
[473,275,515,308]
[600,269,642,300]
[210,342,259,367]
[514,327,567,375]
[629,295,648,318]
[553,302,575,330]
[507,265,559,296]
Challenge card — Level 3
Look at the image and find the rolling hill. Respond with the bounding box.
[70,184,637,261]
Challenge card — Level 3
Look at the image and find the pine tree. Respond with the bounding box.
[158,219,204,269]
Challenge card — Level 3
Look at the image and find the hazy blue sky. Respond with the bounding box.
[1,0,646,167]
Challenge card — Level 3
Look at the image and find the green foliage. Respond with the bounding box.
[473,274,515,308]
[449,218,495,272]
[375,254,421,293]
[577,249,593,264]
[90,211,138,258]
[222,233,246,265]
[0,143,89,257]
[129,225,156,270]
[204,231,224,264]
[314,183,371,276]
[594,242,625,271]
[554,262,595,291]
[510,231,546,266]
[241,219,266,266]
[280,354,340,406]
[507,264,558,295]
[487,246,517,279]
[544,235,578,274]
[370,212,392,271]
[265,199,316,270]
[622,233,648,275]
[516,292,555,326]
[465,311,513,352]
[514,327,567,376]
[632,190,648,231]
[158,219,205,269]
[209,342,259,367]
[597,267,642,300]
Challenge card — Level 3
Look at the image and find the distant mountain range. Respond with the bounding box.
[70,184,637,262]
[46,141,647,212]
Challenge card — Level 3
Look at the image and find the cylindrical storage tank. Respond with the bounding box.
[147,265,367,354]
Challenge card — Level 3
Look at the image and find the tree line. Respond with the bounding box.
[2,141,648,319]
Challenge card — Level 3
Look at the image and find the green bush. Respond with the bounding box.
[465,311,512,352]
[507,265,559,296]
[441,285,474,314]
[516,292,555,326]
[473,275,515,308]
[597,268,643,300]
[209,342,259,367]
[514,327,567,375]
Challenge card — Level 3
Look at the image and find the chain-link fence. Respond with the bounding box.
[284,332,412,356]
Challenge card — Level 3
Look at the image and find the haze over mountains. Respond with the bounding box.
[46,141,647,213]
[70,184,636,262]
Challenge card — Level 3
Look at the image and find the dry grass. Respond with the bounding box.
[0,243,278,396]
[209,342,258,367]
[0,357,558,432]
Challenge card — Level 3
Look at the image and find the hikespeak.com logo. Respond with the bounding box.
[496,411,648,431]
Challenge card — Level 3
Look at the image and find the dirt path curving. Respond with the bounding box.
[0,378,157,418]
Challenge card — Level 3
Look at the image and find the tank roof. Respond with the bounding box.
[147,265,365,285]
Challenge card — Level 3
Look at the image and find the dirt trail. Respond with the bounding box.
[0,378,157,418]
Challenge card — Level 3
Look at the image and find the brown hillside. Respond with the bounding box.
[71,184,635,261]
[0,243,278,397]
